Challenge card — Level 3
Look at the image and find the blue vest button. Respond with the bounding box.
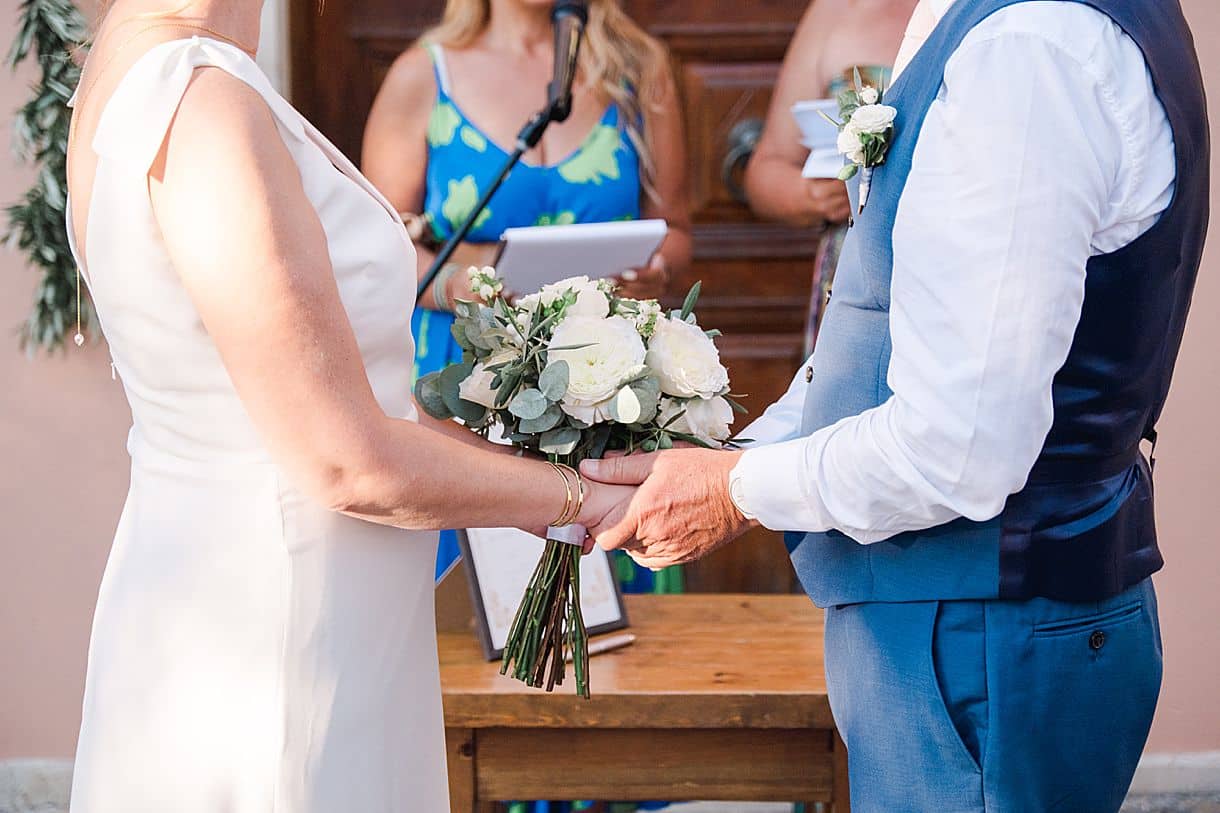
[1089,630,1106,650]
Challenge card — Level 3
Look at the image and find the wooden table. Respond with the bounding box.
[439,593,848,812]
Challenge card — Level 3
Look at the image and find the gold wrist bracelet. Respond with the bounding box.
[547,462,575,527]
[553,463,585,526]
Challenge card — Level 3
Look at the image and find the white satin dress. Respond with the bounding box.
[66,37,449,812]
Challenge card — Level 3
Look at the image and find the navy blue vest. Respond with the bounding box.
[787,0,1209,606]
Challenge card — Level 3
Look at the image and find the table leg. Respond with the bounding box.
[830,730,851,813]
[447,728,476,813]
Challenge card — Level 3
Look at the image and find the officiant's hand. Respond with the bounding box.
[579,448,755,568]
[616,252,670,301]
[804,179,852,226]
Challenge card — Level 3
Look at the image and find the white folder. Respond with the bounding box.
[494,219,668,294]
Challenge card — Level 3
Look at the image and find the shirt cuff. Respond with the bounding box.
[730,437,825,533]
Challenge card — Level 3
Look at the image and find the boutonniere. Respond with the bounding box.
[822,68,897,215]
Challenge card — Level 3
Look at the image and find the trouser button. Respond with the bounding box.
[1089,630,1106,650]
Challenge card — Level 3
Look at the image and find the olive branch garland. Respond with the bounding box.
[6,0,89,352]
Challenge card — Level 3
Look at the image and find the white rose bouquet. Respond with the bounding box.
[821,67,897,213]
[415,268,745,697]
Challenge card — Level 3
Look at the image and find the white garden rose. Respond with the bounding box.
[646,316,730,399]
[859,86,879,105]
[848,103,897,134]
[457,362,499,409]
[659,396,734,444]
[531,275,610,319]
[547,315,647,423]
[837,122,865,165]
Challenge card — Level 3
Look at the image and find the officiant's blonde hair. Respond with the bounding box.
[422,0,669,200]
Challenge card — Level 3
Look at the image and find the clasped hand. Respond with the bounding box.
[577,448,755,569]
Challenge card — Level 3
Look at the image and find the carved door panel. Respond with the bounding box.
[292,0,813,593]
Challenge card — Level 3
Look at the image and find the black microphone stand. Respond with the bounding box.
[417,98,570,299]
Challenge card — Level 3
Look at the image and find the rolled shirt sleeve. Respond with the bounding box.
[729,8,1167,543]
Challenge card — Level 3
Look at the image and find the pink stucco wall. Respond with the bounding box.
[1,0,1218,759]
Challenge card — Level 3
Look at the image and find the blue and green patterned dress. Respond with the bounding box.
[416,45,678,597]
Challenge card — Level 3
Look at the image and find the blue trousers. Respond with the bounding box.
[823,579,1161,812]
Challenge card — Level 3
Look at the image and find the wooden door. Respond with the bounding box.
[291,0,814,593]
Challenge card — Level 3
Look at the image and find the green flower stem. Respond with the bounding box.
[499,453,592,697]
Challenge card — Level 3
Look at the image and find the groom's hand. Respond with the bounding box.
[580,448,756,569]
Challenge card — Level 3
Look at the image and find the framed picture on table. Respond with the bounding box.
[459,528,630,661]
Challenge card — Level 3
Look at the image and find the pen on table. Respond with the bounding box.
[567,632,636,661]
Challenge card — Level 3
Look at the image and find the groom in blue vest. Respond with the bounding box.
[583,0,1209,809]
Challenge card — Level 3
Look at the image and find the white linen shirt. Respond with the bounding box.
[730,0,1176,544]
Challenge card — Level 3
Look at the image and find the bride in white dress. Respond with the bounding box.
[64,0,633,809]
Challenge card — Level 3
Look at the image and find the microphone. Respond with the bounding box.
[546,0,588,123]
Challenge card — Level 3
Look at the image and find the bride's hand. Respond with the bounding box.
[576,479,637,554]
[514,469,636,554]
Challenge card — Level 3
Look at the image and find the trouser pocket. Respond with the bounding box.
[931,601,988,773]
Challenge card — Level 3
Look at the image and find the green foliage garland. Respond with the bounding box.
[6,0,88,352]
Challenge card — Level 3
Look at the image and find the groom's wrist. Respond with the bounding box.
[729,440,823,532]
[727,464,757,521]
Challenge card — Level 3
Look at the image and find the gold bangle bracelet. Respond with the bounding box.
[553,463,585,526]
[547,462,574,527]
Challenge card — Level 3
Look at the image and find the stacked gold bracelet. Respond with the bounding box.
[547,462,586,527]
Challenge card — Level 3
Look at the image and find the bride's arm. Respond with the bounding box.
[148,69,624,532]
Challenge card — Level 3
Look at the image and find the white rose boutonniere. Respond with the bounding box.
[820,68,898,214]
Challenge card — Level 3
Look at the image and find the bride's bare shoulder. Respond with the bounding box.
[151,67,289,184]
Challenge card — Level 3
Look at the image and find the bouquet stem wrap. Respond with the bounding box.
[501,503,591,697]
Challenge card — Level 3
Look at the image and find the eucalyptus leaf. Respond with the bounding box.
[464,323,493,350]
[509,388,549,420]
[437,361,474,415]
[518,404,563,434]
[630,382,659,424]
[610,386,642,424]
[538,360,569,401]
[413,372,454,420]
[540,426,581,456]
[453,399,488,424]
[631,375,661,401]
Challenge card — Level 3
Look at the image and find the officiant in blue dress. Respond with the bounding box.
[362,0,692,591]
